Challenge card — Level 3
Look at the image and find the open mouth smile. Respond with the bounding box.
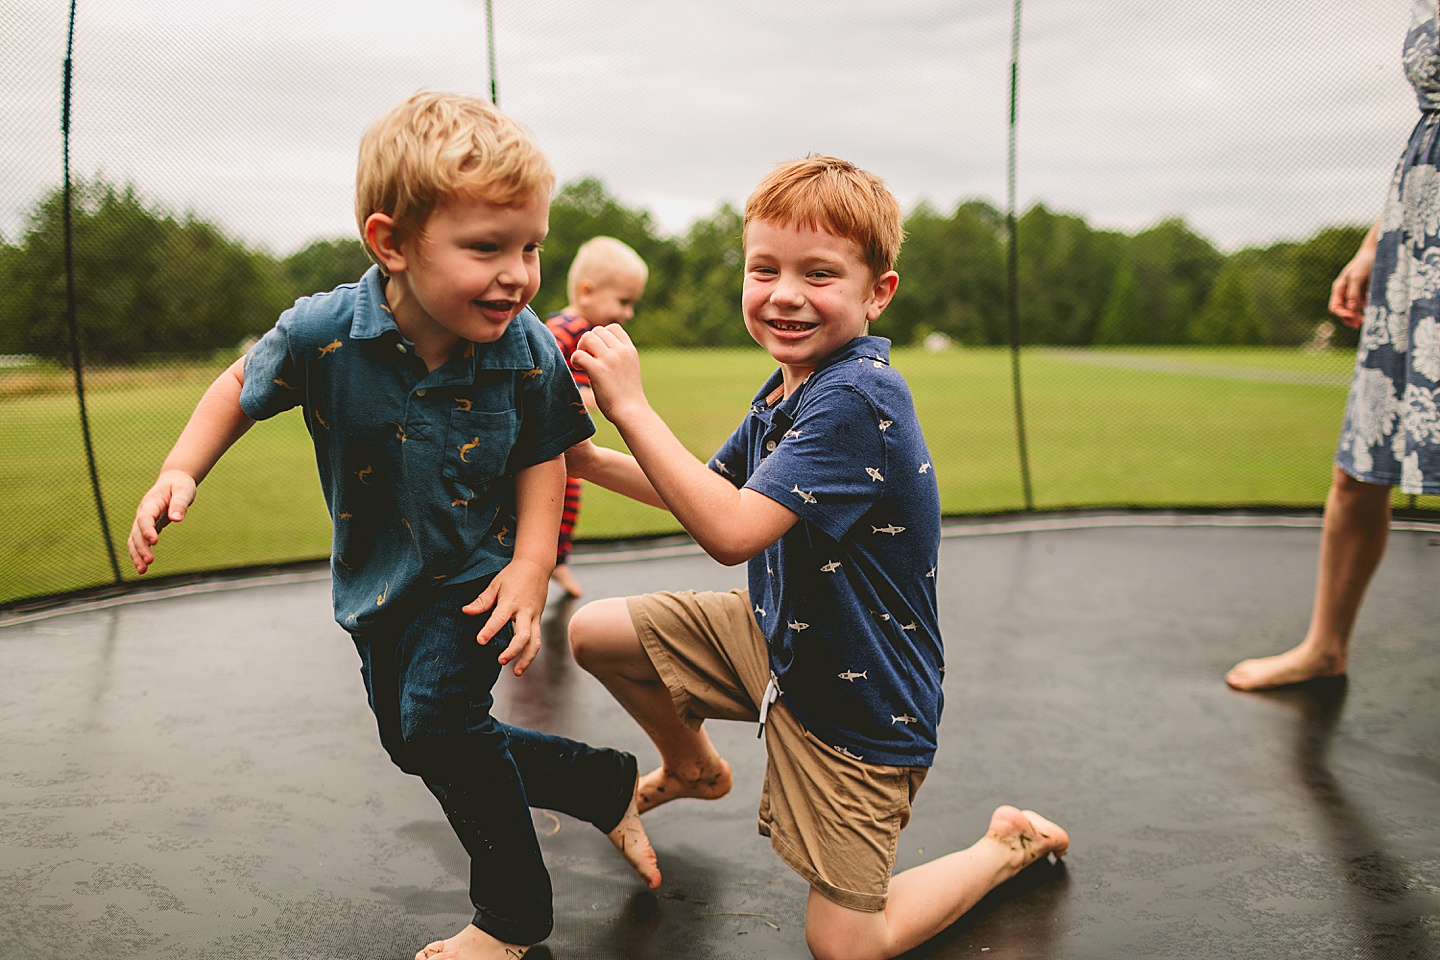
[475,299,517,316]
[766,318,817,333]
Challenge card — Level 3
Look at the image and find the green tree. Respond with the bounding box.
[1126,218,1223,344]
[889,200,1006,345]
[1014,205,1125,344]
[2,178,288,364]
[1189,263,1265,345]
[641,205,746,347]
[282,238,373,303]
[1283,225,1370,347]
[1092,261,1147,345]
[0,240,23,354]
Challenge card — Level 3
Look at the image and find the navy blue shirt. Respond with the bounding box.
[710,337,943,766]
[239,266,594,631]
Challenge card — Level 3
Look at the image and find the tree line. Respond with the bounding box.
[0,175,1368,366]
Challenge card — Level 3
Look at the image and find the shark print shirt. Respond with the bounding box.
[239,266,594,632]
[710,336,943,766]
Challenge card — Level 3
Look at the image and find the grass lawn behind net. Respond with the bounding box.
[4,345,1428,606]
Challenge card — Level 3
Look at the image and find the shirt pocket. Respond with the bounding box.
[444,408,519,492]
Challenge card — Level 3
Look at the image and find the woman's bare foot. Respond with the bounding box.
[635,755,733,814]
[607,790,662,889]
[1226,642,1347,691]
[551,564,583,598]
[415,923,528,960]
[986,805,1069,872]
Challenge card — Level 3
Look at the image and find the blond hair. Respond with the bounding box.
[567,236,650,302]
[743,155,904,278]
[355,91,554,261]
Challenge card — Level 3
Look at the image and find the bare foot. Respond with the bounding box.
[551,564,583,598]
[415,923,528,960]
[607,789,662,889]
[1226,642,1347,691]
[986,805,1069,871]
[635,756,733,814]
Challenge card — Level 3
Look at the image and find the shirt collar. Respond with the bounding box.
[747,336,893,413]
[347,265,538,374]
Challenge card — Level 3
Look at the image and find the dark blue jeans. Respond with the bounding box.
[351,577,636,945]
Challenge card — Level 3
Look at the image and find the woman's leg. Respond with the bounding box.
[1227,466,1392,690]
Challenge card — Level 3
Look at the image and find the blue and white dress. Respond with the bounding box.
[1337,0,1440,495]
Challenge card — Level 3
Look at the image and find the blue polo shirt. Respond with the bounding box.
[239,266,594,631]
[710,336,943,767]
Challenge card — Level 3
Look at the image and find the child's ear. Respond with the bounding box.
[365,213,408,275]
[866,271,900,321]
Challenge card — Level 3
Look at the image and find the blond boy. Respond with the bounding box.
[563,156,1068,960]
[545,237,649,597]
[127,92,658,960]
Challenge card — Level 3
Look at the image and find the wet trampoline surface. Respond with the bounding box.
[3,516,1438,960]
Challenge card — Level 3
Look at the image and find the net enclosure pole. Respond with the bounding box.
[1006,0,1036,511]
[485,0,499,106]
[62,0,124,586]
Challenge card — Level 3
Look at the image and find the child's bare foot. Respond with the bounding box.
[1226,642,1347,691]
[987,805,1069,871]
[635,756,733,814]
[415,923,527,960]
[551,564,583,598]
[607,790,662,889]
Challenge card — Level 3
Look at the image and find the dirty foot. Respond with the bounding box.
[551,564,583,598]
[987,805,1069,871]
[635,757,733,814]
[1226,643,1347,691]
[607,789,662,889]
[415,923,528,960]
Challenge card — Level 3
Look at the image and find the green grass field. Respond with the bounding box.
[3,346,1433,606]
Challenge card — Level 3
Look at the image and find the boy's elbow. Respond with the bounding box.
[701,535,764,568]
[706,545,750,568]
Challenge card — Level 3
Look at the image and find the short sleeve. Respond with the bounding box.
[744,385,886,541]
[708,422,750,489]
[511,314,596,468]
[238,311,305,421]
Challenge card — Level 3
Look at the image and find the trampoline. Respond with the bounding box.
[2,514,1437,960]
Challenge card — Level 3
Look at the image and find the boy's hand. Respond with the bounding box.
[564,438,600,479]
[463,557,550,676]
[572,324,647,423]
[128,470,198,574]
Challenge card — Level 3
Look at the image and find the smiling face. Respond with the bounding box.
[742,218,899,394]
[374,188,549,363]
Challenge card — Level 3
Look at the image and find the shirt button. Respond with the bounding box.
[395,343,407,354]
[416,388,428,397]
[765,440,777,452]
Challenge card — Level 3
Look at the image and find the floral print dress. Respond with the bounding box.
[1337,0,1440,494]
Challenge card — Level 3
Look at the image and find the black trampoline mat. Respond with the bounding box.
[3,516,1437,959]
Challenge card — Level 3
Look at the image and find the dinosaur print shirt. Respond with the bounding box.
[239,266,594,632]
[710,336,943,767]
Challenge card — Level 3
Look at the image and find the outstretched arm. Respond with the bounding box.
[463,455,565,675]
[572,325,797,566]
[564,438,668,510]
[1329,219,1381,328]
[128,357,255,574]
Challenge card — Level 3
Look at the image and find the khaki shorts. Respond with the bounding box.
[627,589,927,912]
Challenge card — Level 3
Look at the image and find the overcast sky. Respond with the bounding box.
[1,0,1417,256]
